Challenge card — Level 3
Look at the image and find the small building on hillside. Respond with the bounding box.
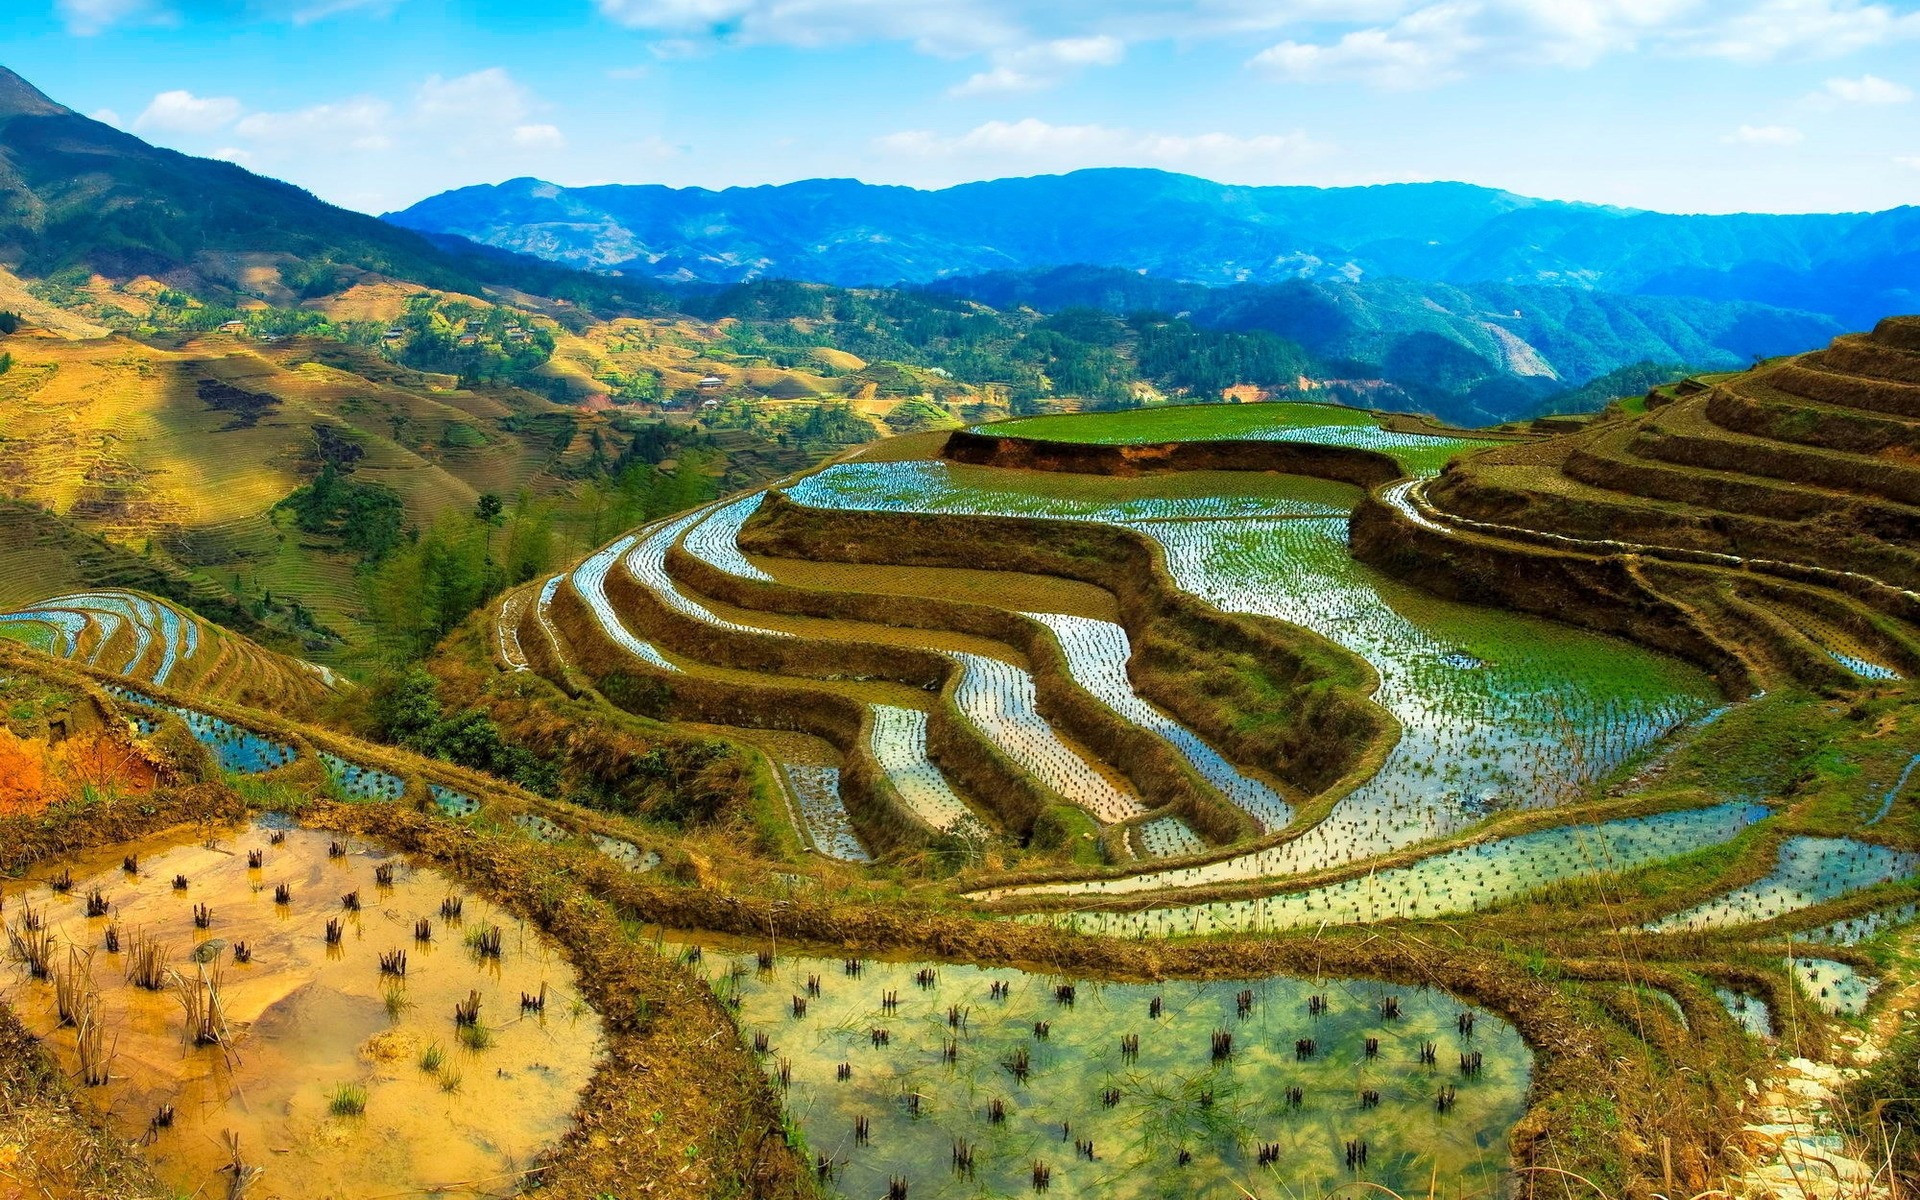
[697,375,725,390]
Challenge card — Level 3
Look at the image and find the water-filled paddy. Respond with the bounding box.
[1017,803,1770,936]
[786,461,1717,898]
[682,940,1531,1199]
[1649,837,1920,932]
[0,822,603,1198]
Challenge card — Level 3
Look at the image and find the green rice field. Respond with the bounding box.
[978,403,1507,476]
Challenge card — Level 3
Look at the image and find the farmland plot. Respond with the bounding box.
[788,462,1715,900]
[1019,803,1769,937]
[1648,837,1920,932]
[686,943,1530,1200]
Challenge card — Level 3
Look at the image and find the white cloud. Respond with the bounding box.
[951,35,1125,95]
[1686,0,1920,62]
[1723,123,1805,145]
[56,0,159,35]
[1812,73,1913,104]
[90,108,125,128]
[584,0,1920,94]
[1250,0,1700,89]
[511,123,567,149]
[208,146,253,164]
[235,97,394,152]
[877,118,1325,179]
[134,89,243,134]
[594,0,1014,54]
[289,0,397,22]
[1897,154,1920,169]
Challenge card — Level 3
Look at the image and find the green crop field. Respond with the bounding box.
[980,403,1508,475]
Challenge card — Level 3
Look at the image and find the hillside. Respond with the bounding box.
[920,265,1842,423]
[1352,315,1920,695]
[386,169,1917,326]
[0,65,653,312]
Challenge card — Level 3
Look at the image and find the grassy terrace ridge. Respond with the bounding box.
[972,398,1523,475]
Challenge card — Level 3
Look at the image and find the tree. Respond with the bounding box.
[0,311,19,335]
[474,493,504,526]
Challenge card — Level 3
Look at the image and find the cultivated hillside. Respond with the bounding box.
[1354,315,1920,694]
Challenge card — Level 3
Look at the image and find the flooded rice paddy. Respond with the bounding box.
[784,460,1718,900]
[681,939,1531,1199]
[1017,804,1770,936]
[0,822,603,1199]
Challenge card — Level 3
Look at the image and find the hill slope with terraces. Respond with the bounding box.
[1354,316,1920,696]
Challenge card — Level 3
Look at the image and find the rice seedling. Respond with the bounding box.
[374,863,394,888]
[418,1042,445,1073]
[173,965,229,1048]
[413,918,433,943]
[7,915,55,980]
[273,883,292,906]
[231,942,251,965]
[124,929,170,990]
[520,982,548,1014]
[75,999,112,1087]
[468,925,503,959]
[102,925,119,954]
[327,1083,367,1117]
[246,850,263,869]
[221,1130,263,1197]
[193,904,213,930]
[340,890,360,913]
[49,868,72,894]
[378,948,406,977]
[454,989,482,1027]
[53,948,94,1027]
[84,889,110,918]
[324,918,343,946]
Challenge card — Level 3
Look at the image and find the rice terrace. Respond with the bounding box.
[3,16,1920,1200]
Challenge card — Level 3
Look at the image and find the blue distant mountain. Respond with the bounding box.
[385,169,1917,328]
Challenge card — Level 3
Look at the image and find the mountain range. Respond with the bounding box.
[0,60,1890,429]
[386,171,1919,329]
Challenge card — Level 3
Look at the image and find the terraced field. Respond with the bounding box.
[0,588,336,713]
[41,352,1897,1198]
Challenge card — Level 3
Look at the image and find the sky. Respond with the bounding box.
[2,0,1918,216]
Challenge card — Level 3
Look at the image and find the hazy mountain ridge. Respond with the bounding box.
[385,170,1911,326]
[919,265,1843,394]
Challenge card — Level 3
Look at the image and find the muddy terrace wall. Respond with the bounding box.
[742,493,1391,802]
[944,428,1405,487]
[667,543,1258,848]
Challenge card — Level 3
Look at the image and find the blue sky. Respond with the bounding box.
[3,0,1918,216]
